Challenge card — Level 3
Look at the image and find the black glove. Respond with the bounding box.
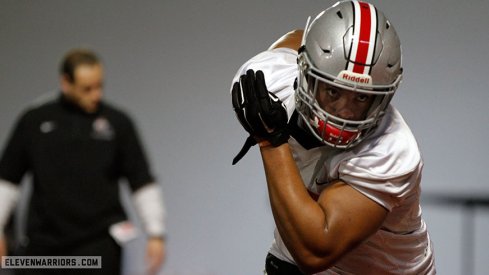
[231,69,289,164]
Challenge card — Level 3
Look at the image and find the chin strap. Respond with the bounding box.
[232,135,257,165]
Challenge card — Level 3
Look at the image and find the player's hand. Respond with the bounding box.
[146,237,165,275]
[231,70,289,164]
[232,69,289,145]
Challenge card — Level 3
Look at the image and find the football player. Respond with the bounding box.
[231,1,436,274]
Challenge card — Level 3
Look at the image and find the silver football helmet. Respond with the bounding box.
[296,0,403,148]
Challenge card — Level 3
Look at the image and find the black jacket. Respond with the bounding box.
[0,94,154,247]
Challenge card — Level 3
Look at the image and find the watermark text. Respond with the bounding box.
[1,256,101,269]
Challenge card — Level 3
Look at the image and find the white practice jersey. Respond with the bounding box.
[231,48,435,274]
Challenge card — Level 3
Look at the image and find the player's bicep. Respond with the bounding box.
[318,180,388,254]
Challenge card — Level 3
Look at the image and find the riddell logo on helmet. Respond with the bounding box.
[338,70,372,85]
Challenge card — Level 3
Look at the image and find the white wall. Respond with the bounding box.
[1,1,488,274]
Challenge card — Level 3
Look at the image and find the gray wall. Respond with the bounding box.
[1,0,488,274]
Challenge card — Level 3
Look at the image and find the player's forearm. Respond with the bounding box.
[260,144,332,263]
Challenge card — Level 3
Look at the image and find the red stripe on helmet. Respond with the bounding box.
[352,2,372,74]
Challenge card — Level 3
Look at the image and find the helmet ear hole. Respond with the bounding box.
[336,11,343,19]
[321,48,332,54]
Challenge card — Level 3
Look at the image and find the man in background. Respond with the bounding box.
[0,49,166,274]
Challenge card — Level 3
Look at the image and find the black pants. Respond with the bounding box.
[13,234,121,275]
[265,253,304,275]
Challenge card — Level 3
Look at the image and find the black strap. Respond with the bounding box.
[288,111,323,150]
[232,111,324,165]
[232,136,257,165]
